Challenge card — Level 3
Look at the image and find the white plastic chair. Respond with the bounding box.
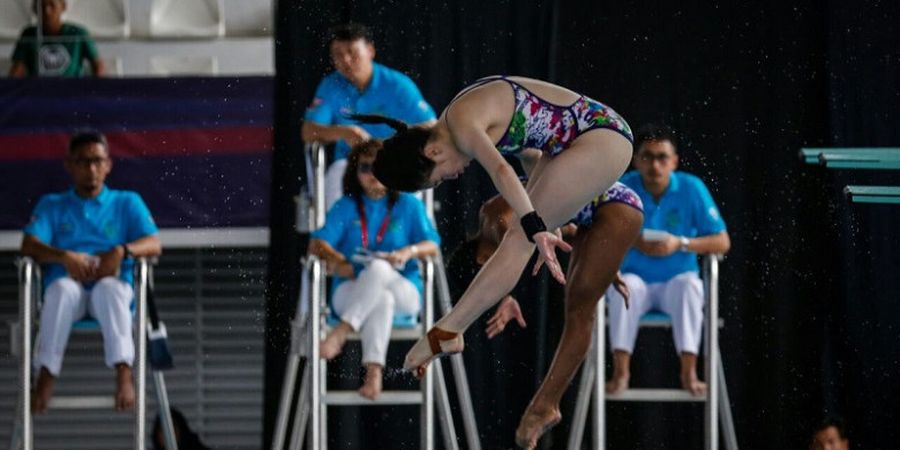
[150,0,225,38]
[65,0,130,39]
[149,55,219,76]
[222,0,272,36]
[0,57,13,77]
[0,0,32,41]
[81,56,124,76]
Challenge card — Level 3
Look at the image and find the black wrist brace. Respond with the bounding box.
[520,211,547,243]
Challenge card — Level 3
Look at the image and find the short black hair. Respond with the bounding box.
[328,23,374,45]
[634,123,678,152]
[33,0,66,13]
[814,416,848,440]
[68,130,108,156]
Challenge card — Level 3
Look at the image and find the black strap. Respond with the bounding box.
[145,279,161,330]
[520,211,547,243]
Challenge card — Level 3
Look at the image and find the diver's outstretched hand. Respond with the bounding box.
[531,231,572,284]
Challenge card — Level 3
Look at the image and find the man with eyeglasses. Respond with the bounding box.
[605,123,731,396]
[20,131,161,413]
[301,23,436,210]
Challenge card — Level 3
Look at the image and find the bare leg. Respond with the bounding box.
[32,367,55,414]
[359,363,384,400]
[516,203,642,448]
[114,363,135,411]
[404,130,633,373]
[320,322,353,360]
[605,351,631,394]
[680,352,707,396]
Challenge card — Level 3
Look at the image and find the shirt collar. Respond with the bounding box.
[636,171,680,199]
[367,62,383,93]
[68,185,110,204]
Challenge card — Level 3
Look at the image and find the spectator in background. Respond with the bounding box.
[606,123,731,396]
[9,0,105,77]
[308,141,440,399]
[301,22,436,209]
[810,417,850,450]
[21,131,160,413]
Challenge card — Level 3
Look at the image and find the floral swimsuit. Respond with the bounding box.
[449,75,633,156]
[569,181,644,227]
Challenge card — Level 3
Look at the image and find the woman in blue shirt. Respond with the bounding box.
[309,141,440,399]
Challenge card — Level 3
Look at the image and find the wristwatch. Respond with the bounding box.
[120,244,132,259]
[678,236,691,252]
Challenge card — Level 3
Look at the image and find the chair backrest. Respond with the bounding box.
[0,0,32,41]
[79,56,123,76]
[65,0,130,39]
[222,0,271,36]
[149,55,219,76]
[149,0,224,38]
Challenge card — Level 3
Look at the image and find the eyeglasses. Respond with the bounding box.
[69,156,109,167]
[357,163,373,174]
[637,153,673,163]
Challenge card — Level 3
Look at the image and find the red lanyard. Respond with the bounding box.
[356,200,392,249]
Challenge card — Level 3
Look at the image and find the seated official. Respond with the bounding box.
[308,141,440,399]
[21,131,160,413]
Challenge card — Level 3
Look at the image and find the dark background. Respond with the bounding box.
[266,0,900,448]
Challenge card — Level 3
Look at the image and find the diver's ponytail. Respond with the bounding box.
[349,114,409,133]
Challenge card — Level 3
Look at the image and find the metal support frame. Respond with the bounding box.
[13,257,176,450]
[569,255,738,450]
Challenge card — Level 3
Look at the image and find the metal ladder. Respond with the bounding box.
[568,255,739,450]
[10,256,178,450]
[271,142,481,449]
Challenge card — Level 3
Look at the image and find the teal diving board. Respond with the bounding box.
[800,147,900,169]
[843,185,900,204]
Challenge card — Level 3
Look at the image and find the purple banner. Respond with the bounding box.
[0,77,274,229]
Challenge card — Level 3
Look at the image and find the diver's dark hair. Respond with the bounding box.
[813,416,848,441]
[68,130,108,156]
[634,123,678,152]
[328,23,374,45]
[350,114,434,192]
[343,140,399,205]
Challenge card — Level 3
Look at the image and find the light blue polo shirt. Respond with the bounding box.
[23,186,159,287]
[312,192,441,295]
[619,171,726,283]
[304,62,436,160]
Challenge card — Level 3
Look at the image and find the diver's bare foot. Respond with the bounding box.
[404,326,463,379]
[115,363,135,411]
[605,373,630,394]
[681,373,707,396]
[358,364,383,400]
[515,405,562,449]
[31,367,55,414]
[320,323,352,360]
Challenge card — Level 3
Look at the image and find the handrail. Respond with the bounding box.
[17,256,35,450]
[297,142,327,233]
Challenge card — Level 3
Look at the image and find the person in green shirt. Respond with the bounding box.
[9,0,104,77]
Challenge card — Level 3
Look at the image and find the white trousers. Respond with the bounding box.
[331,259,420,366]
[35,276,134,376]
[607,271,704,355]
